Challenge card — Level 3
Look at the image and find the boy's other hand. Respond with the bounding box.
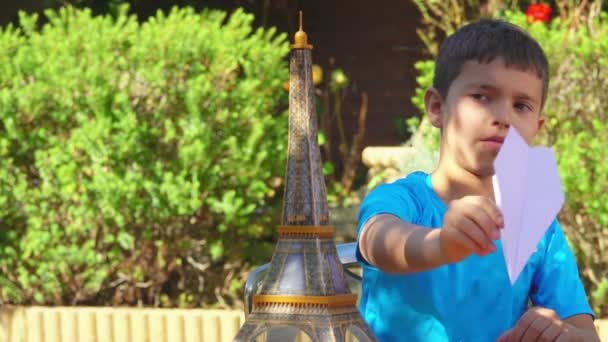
[439,195,503,264]
[497,307,593,342]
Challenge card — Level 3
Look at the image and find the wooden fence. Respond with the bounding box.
[1,306,243,342]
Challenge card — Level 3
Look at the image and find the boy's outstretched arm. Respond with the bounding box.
[359,213,443,273]
[359,195,503,273]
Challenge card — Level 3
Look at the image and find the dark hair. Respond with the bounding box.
[433,19,549,107]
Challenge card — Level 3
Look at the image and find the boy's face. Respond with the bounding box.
[426,57,545,177]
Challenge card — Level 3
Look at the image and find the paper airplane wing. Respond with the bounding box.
[493,128,530,284]
[514,147,565,279]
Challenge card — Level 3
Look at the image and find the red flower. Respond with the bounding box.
[526,3,552,23]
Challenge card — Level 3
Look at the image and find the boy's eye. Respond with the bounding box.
[514,102,532,112]
[471,93,489,101]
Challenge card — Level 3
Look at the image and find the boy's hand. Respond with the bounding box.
[439,195,503,264]
[497,307,586,342]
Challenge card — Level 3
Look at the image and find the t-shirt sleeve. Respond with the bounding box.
[530,220,595,320]
[355,183,419,266]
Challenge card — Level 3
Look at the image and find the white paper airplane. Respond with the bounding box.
[492,128,565,285]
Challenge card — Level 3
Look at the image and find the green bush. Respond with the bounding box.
[0,5,289,307]
[408,10,608,316]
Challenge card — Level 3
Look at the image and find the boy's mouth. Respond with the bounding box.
[482,135,505,143]
[480,135,505,150]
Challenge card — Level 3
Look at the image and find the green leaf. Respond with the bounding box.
[210,240,224,261]
[117,232,134,250]
[33,292,44,304]
[322,162,335,176]
[317,131,326,146]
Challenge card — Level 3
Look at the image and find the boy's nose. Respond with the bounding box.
[492,105,511,127]
[492,112,510,128]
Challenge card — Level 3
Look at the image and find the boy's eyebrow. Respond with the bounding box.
[464,82,499,91]
[512,91,538,104]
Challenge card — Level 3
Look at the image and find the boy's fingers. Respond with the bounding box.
[508,311,532,342]
[455,198,500,245]
[446,229,481,256]
[465,196,504,228]
[510,307,557,342]
[539,324,562,341]
[520,316,552,342]
[509,323,527,342]
[462,204,501,242]
[496,329,511,342]
[554,330,570,342]
[453,216,493,254]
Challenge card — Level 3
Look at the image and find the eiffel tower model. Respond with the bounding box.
[234,12,376,342]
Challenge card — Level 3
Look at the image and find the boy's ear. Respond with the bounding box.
[425,87,445,129]
[537,115,545,130]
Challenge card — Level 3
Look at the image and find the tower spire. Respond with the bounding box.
[292,11,313,49]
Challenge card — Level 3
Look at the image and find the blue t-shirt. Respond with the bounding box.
[356,171,593,342]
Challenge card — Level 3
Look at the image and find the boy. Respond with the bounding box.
[356,20,599,341]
